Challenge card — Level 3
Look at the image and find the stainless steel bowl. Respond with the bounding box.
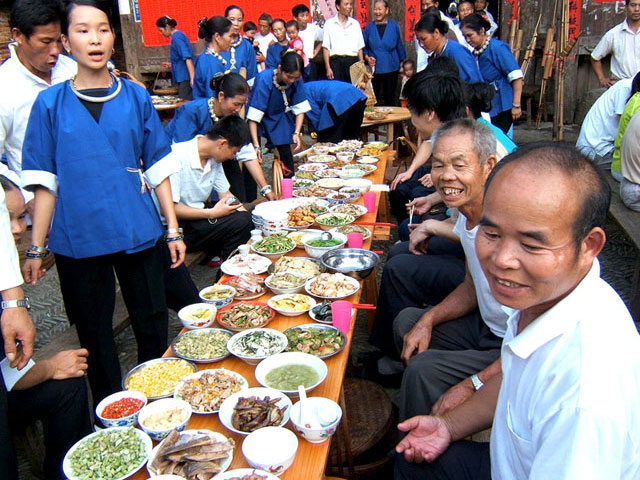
[321,248,381,280]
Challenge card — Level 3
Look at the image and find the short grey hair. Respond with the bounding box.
[431,118,497,165]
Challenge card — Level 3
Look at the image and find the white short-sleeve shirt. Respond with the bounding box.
[453,212,512,337]
[491,261,640,479]
[322,16,365,57]
[254,32,276,57]
[576,77,632,159]
[299,22,323,60]
[167,136,230,209]
[591,20,640,80]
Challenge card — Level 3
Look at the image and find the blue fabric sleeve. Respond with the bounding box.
[363,24,374,58]
[165,102,206,143]
[244,40,258,82]
[493,40,521,78]
[291,77,308,107]
[247,71,270,113]
[140,93,172,169]
[22,94,56,175]
[193,54,214,98]
[175,32,193,60]
[265,44,282,70]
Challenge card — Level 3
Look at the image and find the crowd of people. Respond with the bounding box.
[0,0,639,479]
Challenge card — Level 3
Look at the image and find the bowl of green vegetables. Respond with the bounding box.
[301,231,347,258]
[251,235,296,260]
[314,212,355,231]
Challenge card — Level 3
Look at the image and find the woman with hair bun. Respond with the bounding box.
[461,13,523,134]
[223,5,259,87]
[193,16,234,98]
[166,72,275,201]
[247,51,310,177]
[156,15,194,100]
[415,13,482,83]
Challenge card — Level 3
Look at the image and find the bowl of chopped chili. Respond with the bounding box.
[96,390,147,428]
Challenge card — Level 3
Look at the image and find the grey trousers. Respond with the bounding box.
[393,307,502,421]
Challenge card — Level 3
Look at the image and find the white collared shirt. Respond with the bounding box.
[491,260,640,479]
[591,20,640,80]
[254,32,276,56]
[453,213,512,337]
[0,187,23,292]
[299,22,323,60]
[322,15,365,57]
[0,43,76,175]
[167,136,230,209]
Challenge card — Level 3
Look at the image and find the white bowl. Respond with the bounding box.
[301,231,347,258]
[250,236,296,260]
[242,427,299,476]
[329,204,368,219]
[137,398,192,442]
[198,285,236,308]
[304,273,361,300]
[177,302,218,330]
[357,155,380,164]
[338,168,366,179]
[315,178,344,190]
[255,352,328,396]
[335,151,355,162]
[264,272,308,294]
[342,178,373,192]
[95,390,147,428]
[314,212,355,231]
[290,396,342,443]
[267,293,317,317]
[326,191,354,204]
[214,469,279,480]
[227,328,288,365]
[218,387,292,436]
[307,154,335,163]
[338,187,363,203]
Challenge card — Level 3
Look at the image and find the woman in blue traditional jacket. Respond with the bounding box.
[224,5,258,87]
[363,0,406,106]
[461,13,523,134]
[265,19,289,70]
[305,80,367,143]
[21,0,185,403]
[415,13,482,83]
[193,16,235,99]
[156,15,194,100]
[166,72,276,201]
[247,51,310,177]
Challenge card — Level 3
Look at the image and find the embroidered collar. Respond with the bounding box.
[473,35,491,56]
[206,46,236,74]
[272,69,291,111]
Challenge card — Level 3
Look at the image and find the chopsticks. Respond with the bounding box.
[352,303,376,310]
[353,221,397,227]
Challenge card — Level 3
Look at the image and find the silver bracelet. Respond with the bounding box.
[165,234,184,243]
[260,185,273,197]
[166,227,184,235]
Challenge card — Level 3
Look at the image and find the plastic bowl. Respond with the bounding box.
[95,390,147,428]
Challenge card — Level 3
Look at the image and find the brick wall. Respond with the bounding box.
[0,6,11,62]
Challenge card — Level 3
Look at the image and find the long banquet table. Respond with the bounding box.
[130,151,389,480]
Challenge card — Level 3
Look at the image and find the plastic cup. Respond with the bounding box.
[238,244,250,258]
[363,192,377,213]
[331,300,353,335]
[281,178,294,198]
[347,232,364,248]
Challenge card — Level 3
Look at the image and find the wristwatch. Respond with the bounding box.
[470,374,484,391]
[1,298,31,310]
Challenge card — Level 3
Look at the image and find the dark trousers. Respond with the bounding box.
[177,80,193,101]
[372,71,398,106]
[491,109,513,135]
[55,242,168,403]
[183,210,253,260]
[371,240,465,356]
[316,99,367,143]
[162,243,200,312]
[389,165,434,222]
[330,55,359,83]
[395,441,491,480]
[243,165,258,202]
[276,144,295,177]
[223,160,248,203]
[5,377,92,480]
[0,374,17,479]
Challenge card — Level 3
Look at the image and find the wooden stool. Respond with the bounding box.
[327,378,394,479]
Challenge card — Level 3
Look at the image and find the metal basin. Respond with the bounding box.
[320,248,381,280]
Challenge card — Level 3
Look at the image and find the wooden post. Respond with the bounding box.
[119,0,143,79]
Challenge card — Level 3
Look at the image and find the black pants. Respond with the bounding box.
[55,242,168,403]
[2,377,92,480]
[491,109,513,135]
[316,99,367,143]
[330,55,359,83]
[276,144,295,177]
[394,441,491,480]
[223,160,247,203]
[371,240,465,356]
[162,243,200,312]
[389,165,435,222]
[372,71,398,106]
[182,210,253,259]
[177,80,193,101]
[243,165,258,202]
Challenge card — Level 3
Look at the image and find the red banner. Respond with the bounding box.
[355,0,369,27]
[568,0,582,41]
[137,0,304,47]
[405,0,420,42]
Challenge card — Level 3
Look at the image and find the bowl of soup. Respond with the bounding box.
[254,352,328,396]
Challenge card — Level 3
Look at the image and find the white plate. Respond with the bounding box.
[218,387,292,436]
[146,429,232,477]
[268,293,317,317]
[214,468,281,480]
[297,162,328,172]
[221,254,272,276]
[63,427,152,480]
[329,204,368,218]
[174,369,249,414]
[304,273,360,300]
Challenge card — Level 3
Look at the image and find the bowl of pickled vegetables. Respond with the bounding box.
[301,231,347,258]
[265,272,308,294]
[95,390,147,428]
[250,235,296,260]
[199,284,236,309]
[178,302,218,330]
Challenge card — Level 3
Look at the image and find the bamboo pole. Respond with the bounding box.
[514,30,524,62]
[521,12,542,77]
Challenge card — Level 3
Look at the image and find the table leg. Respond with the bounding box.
[338,386,356,479]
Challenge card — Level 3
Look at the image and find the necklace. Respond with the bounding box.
[206,46,236,74]
[69,73,121,103]
[231,36,243,48]
[272,69,291,111]
[473,36,491,56]
[434,39,448,58]
[207,97,220,123]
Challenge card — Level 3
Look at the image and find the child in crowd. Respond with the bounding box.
[399,59,416,107]
[286,20,309,68]
[243,20,257,42]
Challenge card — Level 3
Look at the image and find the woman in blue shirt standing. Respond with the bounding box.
[461,13,523,134]
[415,13,482,83]
[247,51,310,177]
[363,0,406,106]
[193,16,234,99]
[21,0,185,403]
[156,15,194,100]
[224,5,259,87]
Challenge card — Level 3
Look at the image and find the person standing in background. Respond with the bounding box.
[266,19,289,70]
[322,0,365,82]
[364,0,406,106]
[224,5,259,87]
[156,15,194,100]
[293,4,324,80]
[254,13,276,63]
[193,16,234,99]
[287,20,309,69]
